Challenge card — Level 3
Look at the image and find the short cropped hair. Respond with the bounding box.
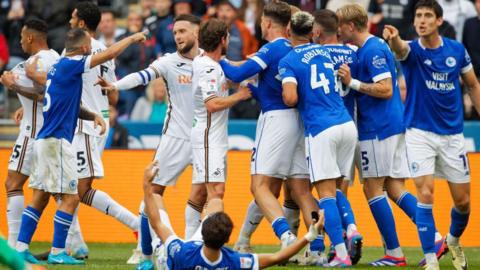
[199,19,228,52]
[336,4,368,31]
[313,9,338,36]
[174,14,201,25]
[76,2,101,31]
[415,0,443,18]
[263,0,291,27]
[65,28,89,53]
[202,212,233,250]
[24,19,48,37]
[290,11,315,37]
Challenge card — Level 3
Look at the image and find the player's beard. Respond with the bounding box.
[178,40,195,54]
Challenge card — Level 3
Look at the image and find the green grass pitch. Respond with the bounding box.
[2,243,480,269]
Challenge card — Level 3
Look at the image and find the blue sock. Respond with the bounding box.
[416,203,436,254]
[272,217,290,239]
[335,189,356,229]
[396,192,417,223]
[310,234,325,252]
[450,207,470,238]
[52,210,73,249]
[368,195,400,250]
[318,197,344,246]
[17,206,42,245]
[141,213,153,256]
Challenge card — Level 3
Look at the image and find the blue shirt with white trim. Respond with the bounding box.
[400,37,472,135]
[165,236,259,270]
[220,38,292,113]
[37,55,91,143]
[323,44,358,119]
[278,43,352,137]
[355,35,405,141]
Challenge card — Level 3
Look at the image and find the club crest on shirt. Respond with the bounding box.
[445,57,456,68]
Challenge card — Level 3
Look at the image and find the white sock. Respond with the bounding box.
[184,203,202,240]
[159,209,173,231]
[386,247,404,258]
[237,201,263,245]
[66,206,86,249]
[346,224,358,238]
[16,241,29,252]
[447,233,460,246]
[90,190,138,230]
[425,252,438,264]
[51,247,64,255]
[6,193,24,247]
[283,202,300,236]
[191,215,209,241]
[335,243,349,260]
[434,232,442,242]
[136,214,142,251]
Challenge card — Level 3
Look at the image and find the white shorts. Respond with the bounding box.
[192,146,227,184]
[73,132,104,179]
[29,138,78,194]
[153,135,192,186]
[8,133,35,176]
[306,121,357,182]
[251,109,308,179]
[406,128,470,183]
[358,133,410,180]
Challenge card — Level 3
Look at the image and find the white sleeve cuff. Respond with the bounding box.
[252,254,259,270]
[282,77,297,85]
[250,56,267,70]
[461,63,473,74]
[165,235,181,250]
[372,72,392,82]
[84,55,92,71]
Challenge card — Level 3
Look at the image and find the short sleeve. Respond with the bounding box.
[250,43,271,70]
[461,48,473,74]
[149,57,169,78]
[69,55,92,75]
[83,55,92,73]
[198,65,220,102]
[365,49,392,83]
[165,235,183,260]
[238,253,259,270]
[278,57,297,85]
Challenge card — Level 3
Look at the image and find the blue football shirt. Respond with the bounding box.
[166,236,259,270]
[355,36,405,141]
[400,37,472,135]
[278,43,352,137]
[37,55,91,143]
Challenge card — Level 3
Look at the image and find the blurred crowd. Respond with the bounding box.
[0,0,479,124]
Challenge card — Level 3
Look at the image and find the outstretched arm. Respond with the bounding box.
[219,58,263,83]
[383,25,410,60]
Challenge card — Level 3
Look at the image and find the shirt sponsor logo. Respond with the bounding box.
[372,55,387,69]
[240,257,253,269]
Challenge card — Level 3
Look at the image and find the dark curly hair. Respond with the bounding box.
[201,212,233,249]
[199,19,228,52]
[76,2,101,31]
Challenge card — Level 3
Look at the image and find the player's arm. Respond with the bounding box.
[96,65,161,92]
[279,59,298,106]
[338,63,393,99]
[89,31,147,69]
[0,71,43,101]
[219,57,264,83]
[25,56,47,86]
[462,68,480,115]
[79,106,106,135]
[142,161,175,243]
[383,25,410,60]
[257,211,324,268]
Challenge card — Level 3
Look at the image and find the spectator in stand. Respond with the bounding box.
[0,32,8,72]
[105,105,130,149]
[463,0,480,120]
[326,0,370,12]
[1,0,27,70]
[216,0,258,61]
[438,0,476,41]
[116,8,157,117]
[97,9,125,47]
[368,0,417,40]
[238,0,265,45]
[155,0,176,55]
[130,79,168,122]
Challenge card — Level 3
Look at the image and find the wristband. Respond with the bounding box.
[348,79,361,91]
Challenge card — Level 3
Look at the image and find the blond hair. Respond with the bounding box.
[336,4,368,31]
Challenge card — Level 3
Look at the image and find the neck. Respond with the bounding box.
[352,30,370,48]
[320,35,339,45]
[291,37,310,47]
[87,29,96,39]
[202,246,221,263]
[204,47,222,62]
[420,32,442,49]
[266,27,287,42]
[31,43,49,55]
[180,45,201,60]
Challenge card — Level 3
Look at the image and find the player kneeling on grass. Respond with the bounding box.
[142,161,325,270]
[10,27,146,265]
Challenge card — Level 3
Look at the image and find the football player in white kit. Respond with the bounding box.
[1,19,60,248]
[192,18,251,202]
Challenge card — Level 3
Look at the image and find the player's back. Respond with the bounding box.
[323,44,358,119]
[38,55,90,143]
[355,36,405,140]
[279,43,351,137]
[12,49,60,138]
[167,238,258,270]
[401,37,470,135]
[149,52,195,140]
[251,38,292,112]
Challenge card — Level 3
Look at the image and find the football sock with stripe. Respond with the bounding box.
[52,210,73,255]
[319,197,348,259]
[448,207,470,245]
[185,200,202,240]
[335,189,356,231]
[6,190,24,247]
[237,200,263,245]
[283,199,300,236]
[16,206,41,252]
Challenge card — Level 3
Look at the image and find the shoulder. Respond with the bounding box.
[443,37,466,51]
[91,38,107,51]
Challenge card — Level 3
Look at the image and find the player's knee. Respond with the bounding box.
[416,188,434,204]
[151,184,166,196]
[362,181,382,198]
[5,172,25,192]
[454,196,470,213]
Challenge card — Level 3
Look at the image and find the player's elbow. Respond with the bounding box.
[205,101,222,113]
[282,92,297,107]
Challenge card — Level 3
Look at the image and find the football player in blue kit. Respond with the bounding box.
[383,0,480,269]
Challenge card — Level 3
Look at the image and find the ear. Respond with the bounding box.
[79,20,86,29]
[436,17,443,28]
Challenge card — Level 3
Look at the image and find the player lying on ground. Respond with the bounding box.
[142,160,325,269]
